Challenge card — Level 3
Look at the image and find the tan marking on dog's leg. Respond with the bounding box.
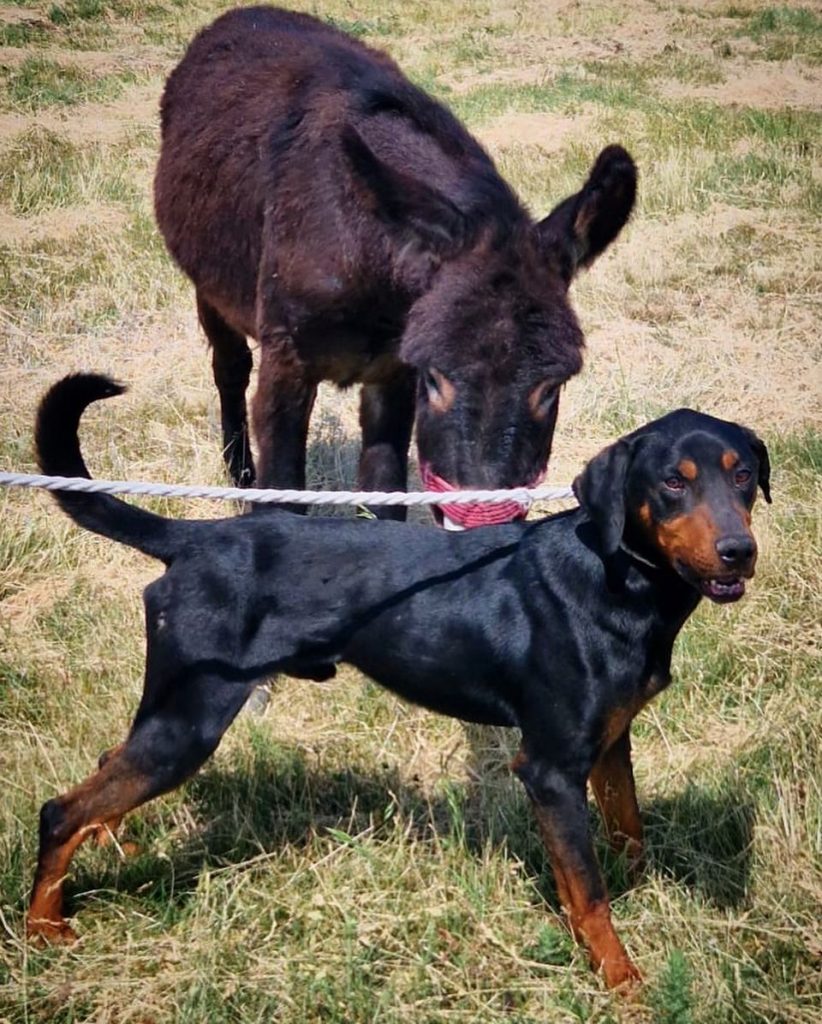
[531,802,641,989]
[27,753,153,944]
[589,731,644,876]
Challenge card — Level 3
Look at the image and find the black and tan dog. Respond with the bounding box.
[27,374,770,988]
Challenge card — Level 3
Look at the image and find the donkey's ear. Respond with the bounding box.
[535,145,637,286]
[342,126,469,256]
[740,427,772,504]
[573,437,635,558]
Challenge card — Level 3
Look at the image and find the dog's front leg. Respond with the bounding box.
[589,729,644,877]
[512,748,641,989]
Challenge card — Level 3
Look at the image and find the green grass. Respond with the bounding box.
[0,22,53,47]
[0,128,140,215]
[1,56,139,111]
[736,6,822,63]
[0,211,186,330]
[447,75,645,126]
[48,0,185,24]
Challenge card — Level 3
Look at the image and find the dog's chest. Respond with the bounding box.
[599,671,671,751]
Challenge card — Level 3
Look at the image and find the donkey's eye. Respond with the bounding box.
[529,379,559,420]
[423,368,455,413]
[664,476,685,493]
[423,368,441,399]
[734,468,752,486]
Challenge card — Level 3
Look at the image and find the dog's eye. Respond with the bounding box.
[664,476,685,493]
[734,468,752,486]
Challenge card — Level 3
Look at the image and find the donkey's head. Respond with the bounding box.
[345,134,637,528]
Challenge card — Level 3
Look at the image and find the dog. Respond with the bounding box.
[26,373,770,989]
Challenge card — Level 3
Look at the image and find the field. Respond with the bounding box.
[0,1,820,1021]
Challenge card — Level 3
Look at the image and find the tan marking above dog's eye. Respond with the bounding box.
[721,450,739,471]
[677,459,698,481]
[528,379,559,420]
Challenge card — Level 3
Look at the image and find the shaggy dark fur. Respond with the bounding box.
[154,6,637,524]
[27,374,770,990]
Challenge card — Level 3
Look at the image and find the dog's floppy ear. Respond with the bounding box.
[740,427,772,503]
[573,438,635,558]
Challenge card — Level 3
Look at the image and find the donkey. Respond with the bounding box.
[155,5,637,528]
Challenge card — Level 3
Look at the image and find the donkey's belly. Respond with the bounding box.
[292,325,404,387]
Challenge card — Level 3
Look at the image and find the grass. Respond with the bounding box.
[0,128,141,214]
[0,0,820,1021]
[0,56,140,111]
[735,6,822,63]
[0,22,53,47]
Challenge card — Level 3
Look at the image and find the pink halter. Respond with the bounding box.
[419,463,532,528]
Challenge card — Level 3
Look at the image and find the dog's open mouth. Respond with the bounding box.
[699,577,746,603]
[675,559,750,604]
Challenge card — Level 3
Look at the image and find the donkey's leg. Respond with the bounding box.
[358,369,416,521]
[251,334,317,509]
[197,293,255,487]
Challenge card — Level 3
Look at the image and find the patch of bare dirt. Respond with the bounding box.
[0,6,44,26]
[477,110,593,151]
[661,62,822,110]
[0,83,158,146]
[0,204,128,244]
[0,45,166,74]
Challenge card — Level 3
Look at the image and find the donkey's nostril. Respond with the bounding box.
[716,535,756,566]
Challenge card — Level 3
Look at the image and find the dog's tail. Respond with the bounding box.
[36,374,192,564]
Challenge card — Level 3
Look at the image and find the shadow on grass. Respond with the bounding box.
[642,785,756,910]
[64,735,755,925]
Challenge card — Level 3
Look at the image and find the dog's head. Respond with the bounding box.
[573,410,770,602]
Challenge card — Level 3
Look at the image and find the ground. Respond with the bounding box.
[0,2,820,1022]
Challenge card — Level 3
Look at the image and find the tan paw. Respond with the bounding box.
[603,955,643,992]
[26,917,79,946]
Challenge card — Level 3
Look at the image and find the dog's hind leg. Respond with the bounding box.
[589,729,644,877]
[90,744,128,850]
[512,747,641,990]
[26,672,254,944]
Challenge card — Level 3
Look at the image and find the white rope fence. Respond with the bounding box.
[0,472,575,508]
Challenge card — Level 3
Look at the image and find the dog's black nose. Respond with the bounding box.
[716,534,756,567]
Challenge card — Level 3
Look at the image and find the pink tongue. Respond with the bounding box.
[420,463,530,528]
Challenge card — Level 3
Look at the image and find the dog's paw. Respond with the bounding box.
[26,917,79,946]
[602,956,643,992]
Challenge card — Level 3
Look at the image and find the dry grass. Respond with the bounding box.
[0,1,820,1021]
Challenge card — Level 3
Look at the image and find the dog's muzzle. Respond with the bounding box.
[420,463,532,530]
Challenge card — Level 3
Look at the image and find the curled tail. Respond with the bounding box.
[36,374,189,563]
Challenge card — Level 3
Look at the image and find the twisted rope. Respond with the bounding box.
[0,472,575,507]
